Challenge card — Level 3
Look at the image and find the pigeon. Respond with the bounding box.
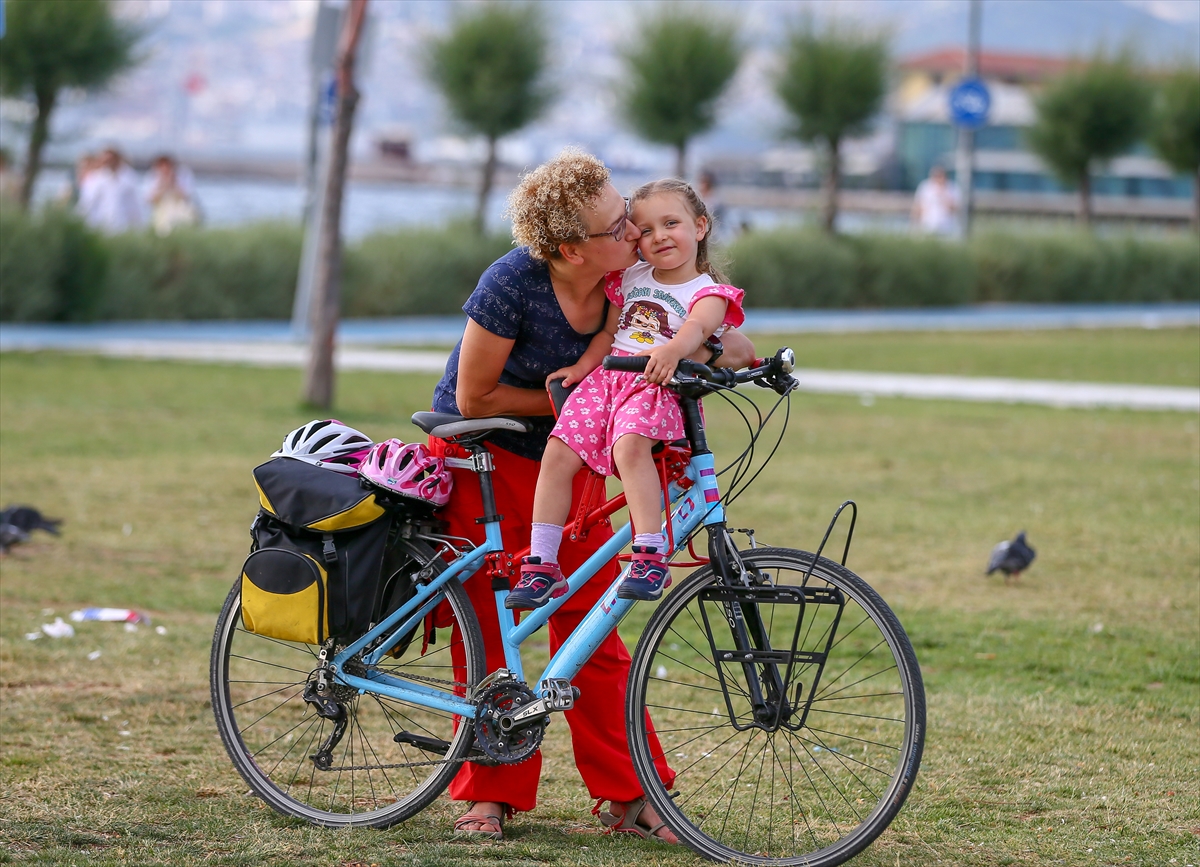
[0,523,30,553]
[0,505,62,553]
[986,531,1036,582]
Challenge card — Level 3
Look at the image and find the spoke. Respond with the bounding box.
[230,681,305,711]
[235,628,321,660]
[807,707,907,725]
[802,725,886,804]
[237,687,311,737]
[229,653,314,678]
[803,724,904,755]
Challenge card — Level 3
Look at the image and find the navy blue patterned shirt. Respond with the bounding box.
[431,247,607,461]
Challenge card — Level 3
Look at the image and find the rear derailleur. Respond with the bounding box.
[303,647,359,770]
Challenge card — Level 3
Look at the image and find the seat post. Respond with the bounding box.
[473,445,501,524]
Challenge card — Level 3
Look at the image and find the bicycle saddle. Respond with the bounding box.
[410,411,531,440]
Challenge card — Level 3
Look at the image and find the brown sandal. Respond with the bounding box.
[453,801,512,840]
[593,797,677,844]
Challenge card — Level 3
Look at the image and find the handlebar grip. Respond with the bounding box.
[602,355,649,372]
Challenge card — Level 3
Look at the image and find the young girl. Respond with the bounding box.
[505,179,745,608]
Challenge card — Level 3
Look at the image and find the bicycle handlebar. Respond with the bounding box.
[602,347,797,397]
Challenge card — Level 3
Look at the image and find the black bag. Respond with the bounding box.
[240,457,392,644]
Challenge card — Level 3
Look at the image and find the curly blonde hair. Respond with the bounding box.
[504,147,611,260]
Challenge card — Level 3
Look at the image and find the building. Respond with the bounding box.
[894,48,1193,201]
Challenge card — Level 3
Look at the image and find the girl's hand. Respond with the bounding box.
[639,341,689,385]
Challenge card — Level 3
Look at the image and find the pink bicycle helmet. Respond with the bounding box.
[358,438,453,507]
[273,419,372,473]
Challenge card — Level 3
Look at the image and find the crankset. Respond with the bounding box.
[472,678,547,765]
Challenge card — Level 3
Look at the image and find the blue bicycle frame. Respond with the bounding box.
[328,450,726,721]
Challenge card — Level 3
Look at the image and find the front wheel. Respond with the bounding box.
[210,538,484,828]
[627,547,925,866]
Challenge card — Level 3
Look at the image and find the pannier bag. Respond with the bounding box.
[241,457,392,644]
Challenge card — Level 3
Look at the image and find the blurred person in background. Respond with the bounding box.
[59,152,98,206]
[145,154,199,235]
[0,149,17,201]
[911,164,960,236]
[697,169,728,240]
[77,147,144,232]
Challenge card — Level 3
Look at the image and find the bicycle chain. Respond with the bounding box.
[319,665,484,772]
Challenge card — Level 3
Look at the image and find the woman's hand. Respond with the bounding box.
[550,362,592,389]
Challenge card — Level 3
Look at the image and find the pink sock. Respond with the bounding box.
[633,533,667,553]
[530,522,563,564]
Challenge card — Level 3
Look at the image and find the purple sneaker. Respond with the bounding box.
[505,557,568,610]
[617,546,672,601]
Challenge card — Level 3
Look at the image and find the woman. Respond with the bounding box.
[429,148,755,841]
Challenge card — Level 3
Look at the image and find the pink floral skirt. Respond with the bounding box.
[550,358,684,476]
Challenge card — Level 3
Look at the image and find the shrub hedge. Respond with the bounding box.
[342,221,513,317]
[1,207,1196,322]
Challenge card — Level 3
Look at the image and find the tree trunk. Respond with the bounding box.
[674,141,687,181]
[302,0,368,410]
[822,138,841,234]
[474,134,497,235]
[1193,167,1199,233]
[1078,169,1093,230]
[20,87,56,210]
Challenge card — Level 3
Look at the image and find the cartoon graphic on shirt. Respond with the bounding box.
[620,300,673,345]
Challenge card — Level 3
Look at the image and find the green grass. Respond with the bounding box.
[1,343,1197,867]
[753,327,1200,387]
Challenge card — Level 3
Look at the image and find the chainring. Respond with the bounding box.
[473,680,546,765]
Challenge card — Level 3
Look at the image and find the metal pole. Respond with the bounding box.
[954,0,982,237]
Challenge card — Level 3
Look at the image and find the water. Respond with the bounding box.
[32,167,894,240]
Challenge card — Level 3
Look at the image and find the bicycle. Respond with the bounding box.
[210,348,926,867]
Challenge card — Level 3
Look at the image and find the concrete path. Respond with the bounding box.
[3,303,1197,412]
[2,303,1197,349]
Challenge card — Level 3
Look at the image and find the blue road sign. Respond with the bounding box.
[948,77,991,129]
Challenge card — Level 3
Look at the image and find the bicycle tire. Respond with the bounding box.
[627,547,925,865]
[211,538,484,828]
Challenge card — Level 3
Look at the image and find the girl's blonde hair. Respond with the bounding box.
[630,178,727,283]
[504,147,611,260]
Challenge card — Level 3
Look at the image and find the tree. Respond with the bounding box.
[1149,64,1200,230]
[0,0,137,209]
[775,17,888,234]
[424,4,552,234]
[619,8,742,180]
[1026,52,1151,229]
[303,0,369,410]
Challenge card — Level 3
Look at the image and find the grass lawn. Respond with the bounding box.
[1,332,1197,867]
[752,327,1200,387]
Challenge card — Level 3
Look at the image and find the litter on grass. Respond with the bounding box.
[70,607,149,624]
[41,617,75,638]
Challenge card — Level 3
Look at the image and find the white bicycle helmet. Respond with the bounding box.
[272,419,373,473]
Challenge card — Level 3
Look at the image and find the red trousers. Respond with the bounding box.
[429,437,674,812]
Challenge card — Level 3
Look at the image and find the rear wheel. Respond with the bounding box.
[210,539,484,827]
[627,547,925,865]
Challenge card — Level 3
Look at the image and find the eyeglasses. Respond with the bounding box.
[583,198,630,242]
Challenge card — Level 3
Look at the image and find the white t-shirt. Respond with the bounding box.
[914,178,960,235]
[606,261,745,355]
